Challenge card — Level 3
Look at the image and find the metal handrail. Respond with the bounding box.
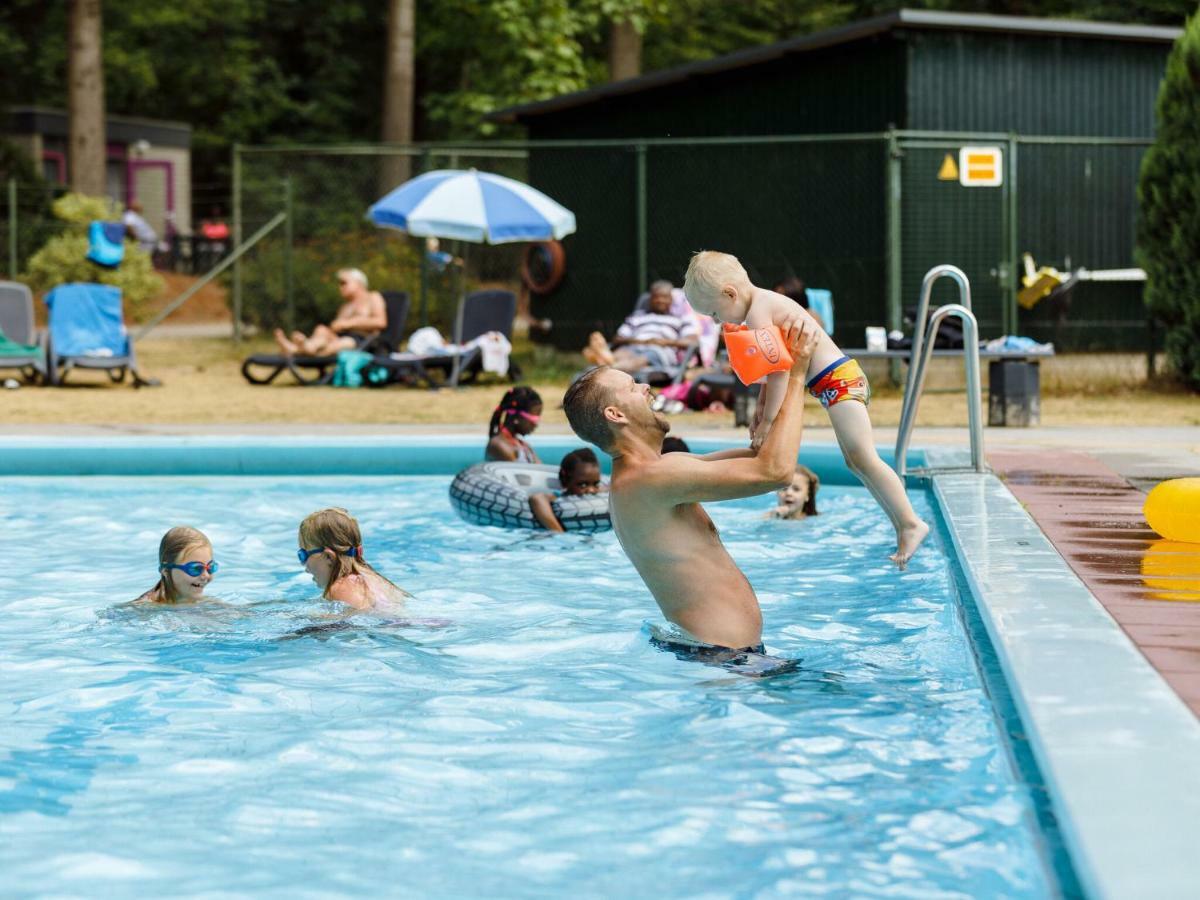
[895,265,986,476]
[900,264,972,416]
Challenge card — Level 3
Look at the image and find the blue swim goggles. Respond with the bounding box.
[165,560,219,577]
[298,546,359,564]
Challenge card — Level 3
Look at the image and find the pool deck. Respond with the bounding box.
[988,449,1200,719]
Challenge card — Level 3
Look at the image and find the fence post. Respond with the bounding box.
[232,144,243,341]
[7,178,16,278]
[635,143,647,292]
[1007,134,1019,336]
[886,131,903,385]
[418,148,431,327]
[283,175,294,332]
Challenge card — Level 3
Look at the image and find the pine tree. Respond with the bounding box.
[1137,7,1200,390]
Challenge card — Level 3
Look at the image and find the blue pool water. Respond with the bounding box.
[0,476,1059,897]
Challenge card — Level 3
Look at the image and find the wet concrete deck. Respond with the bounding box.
[989,450,1200,717]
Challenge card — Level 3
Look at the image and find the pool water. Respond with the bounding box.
[0,476,1059,897]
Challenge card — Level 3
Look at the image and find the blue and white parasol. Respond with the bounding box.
[368,169,576,244]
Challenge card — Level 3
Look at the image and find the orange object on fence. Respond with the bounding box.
[723,324,793,386]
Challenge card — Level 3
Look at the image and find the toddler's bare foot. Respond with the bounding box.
[890,519,930,569]
[582,346,603,366]
[273,328,299,356]
[290,331,307,345]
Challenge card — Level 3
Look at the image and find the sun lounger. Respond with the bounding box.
[374,289,517,388]
[43,282,156,387]
[241,290,410,386]
[0,281,46,384]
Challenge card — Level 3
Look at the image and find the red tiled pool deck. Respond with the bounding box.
[989,449,1200,718]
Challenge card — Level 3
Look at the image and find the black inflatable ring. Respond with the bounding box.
[521,240,566,294]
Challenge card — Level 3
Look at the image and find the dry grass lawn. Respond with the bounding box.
[2,335,1197,429]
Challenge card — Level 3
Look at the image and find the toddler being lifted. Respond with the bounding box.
[684,250,928,566]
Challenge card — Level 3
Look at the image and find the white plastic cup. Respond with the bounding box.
[865,326,887,352]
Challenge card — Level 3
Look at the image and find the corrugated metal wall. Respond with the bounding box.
[904,31,1166,137]
[528,138,889,351]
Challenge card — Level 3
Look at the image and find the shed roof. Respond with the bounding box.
[491,8,1182,123]
[7,105,192,148]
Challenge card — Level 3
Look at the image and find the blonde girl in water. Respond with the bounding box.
[297,508,410,611]
[134,526,219,603]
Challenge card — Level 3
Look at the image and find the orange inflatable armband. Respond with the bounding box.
[723,323,793,385]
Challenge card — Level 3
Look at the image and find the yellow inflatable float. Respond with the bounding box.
[1140,539,1200,602]
[1144,477,1200,543]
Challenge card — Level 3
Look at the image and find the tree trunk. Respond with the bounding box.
[380,0,415,194]
[608,19,642,82]
[68,0,106,197]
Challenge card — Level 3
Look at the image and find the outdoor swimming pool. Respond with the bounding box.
[0,461,1075,897]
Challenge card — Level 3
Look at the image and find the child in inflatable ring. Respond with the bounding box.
[530,448,606,533]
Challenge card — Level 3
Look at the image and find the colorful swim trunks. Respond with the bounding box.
[806,356,871,409]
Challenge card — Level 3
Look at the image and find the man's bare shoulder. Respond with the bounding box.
[613,451,709,496]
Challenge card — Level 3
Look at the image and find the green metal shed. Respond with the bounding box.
[493,9,1181,352]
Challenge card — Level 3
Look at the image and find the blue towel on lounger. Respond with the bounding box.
[45,283,129,358]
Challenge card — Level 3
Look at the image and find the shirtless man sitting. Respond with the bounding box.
[273,268,387,357]
[562,318,819,655]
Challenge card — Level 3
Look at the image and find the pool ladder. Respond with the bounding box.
[894,265,986,477]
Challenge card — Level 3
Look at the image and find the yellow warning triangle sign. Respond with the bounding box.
[938,153,959,181]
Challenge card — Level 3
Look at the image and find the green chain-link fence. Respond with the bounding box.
[233,132,1153,353]
[1,179,69,280]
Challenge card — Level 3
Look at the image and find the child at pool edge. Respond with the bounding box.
[134,526,218,603]
[485,386,543,463]
[684,250,928,566]
[298,508,410,611]
[770,464,820,520]
[529,447,605,533]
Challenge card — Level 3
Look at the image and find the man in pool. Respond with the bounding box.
[562,318,819,663]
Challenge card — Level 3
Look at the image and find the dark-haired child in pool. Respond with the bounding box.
[133,526,219,604]
[529,448,606,533]
[485,386,543,463]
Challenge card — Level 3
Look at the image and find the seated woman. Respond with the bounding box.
[273,268,387,357]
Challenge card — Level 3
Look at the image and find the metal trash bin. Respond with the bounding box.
[988,359,1040,427]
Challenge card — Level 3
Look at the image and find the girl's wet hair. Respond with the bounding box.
[299,507,399,600]
[488,386,543,438]
[794,464,820,517]
[558,447,598,485]
[145,525,212,602]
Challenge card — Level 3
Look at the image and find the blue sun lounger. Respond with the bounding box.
[44,283,156,386]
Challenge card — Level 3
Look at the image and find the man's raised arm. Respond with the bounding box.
[647,320,819,505]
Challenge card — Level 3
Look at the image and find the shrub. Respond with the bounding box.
[23,193,164,319]
[1137,10,1200,390]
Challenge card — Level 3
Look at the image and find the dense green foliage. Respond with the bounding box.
[1137,8,1200,390]
[0,0,1193,191]
[23,193,163,316]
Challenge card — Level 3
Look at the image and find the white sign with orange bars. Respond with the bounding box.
[958,146,1003,187]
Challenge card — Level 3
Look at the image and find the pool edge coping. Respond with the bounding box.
[932,471,1200,900]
